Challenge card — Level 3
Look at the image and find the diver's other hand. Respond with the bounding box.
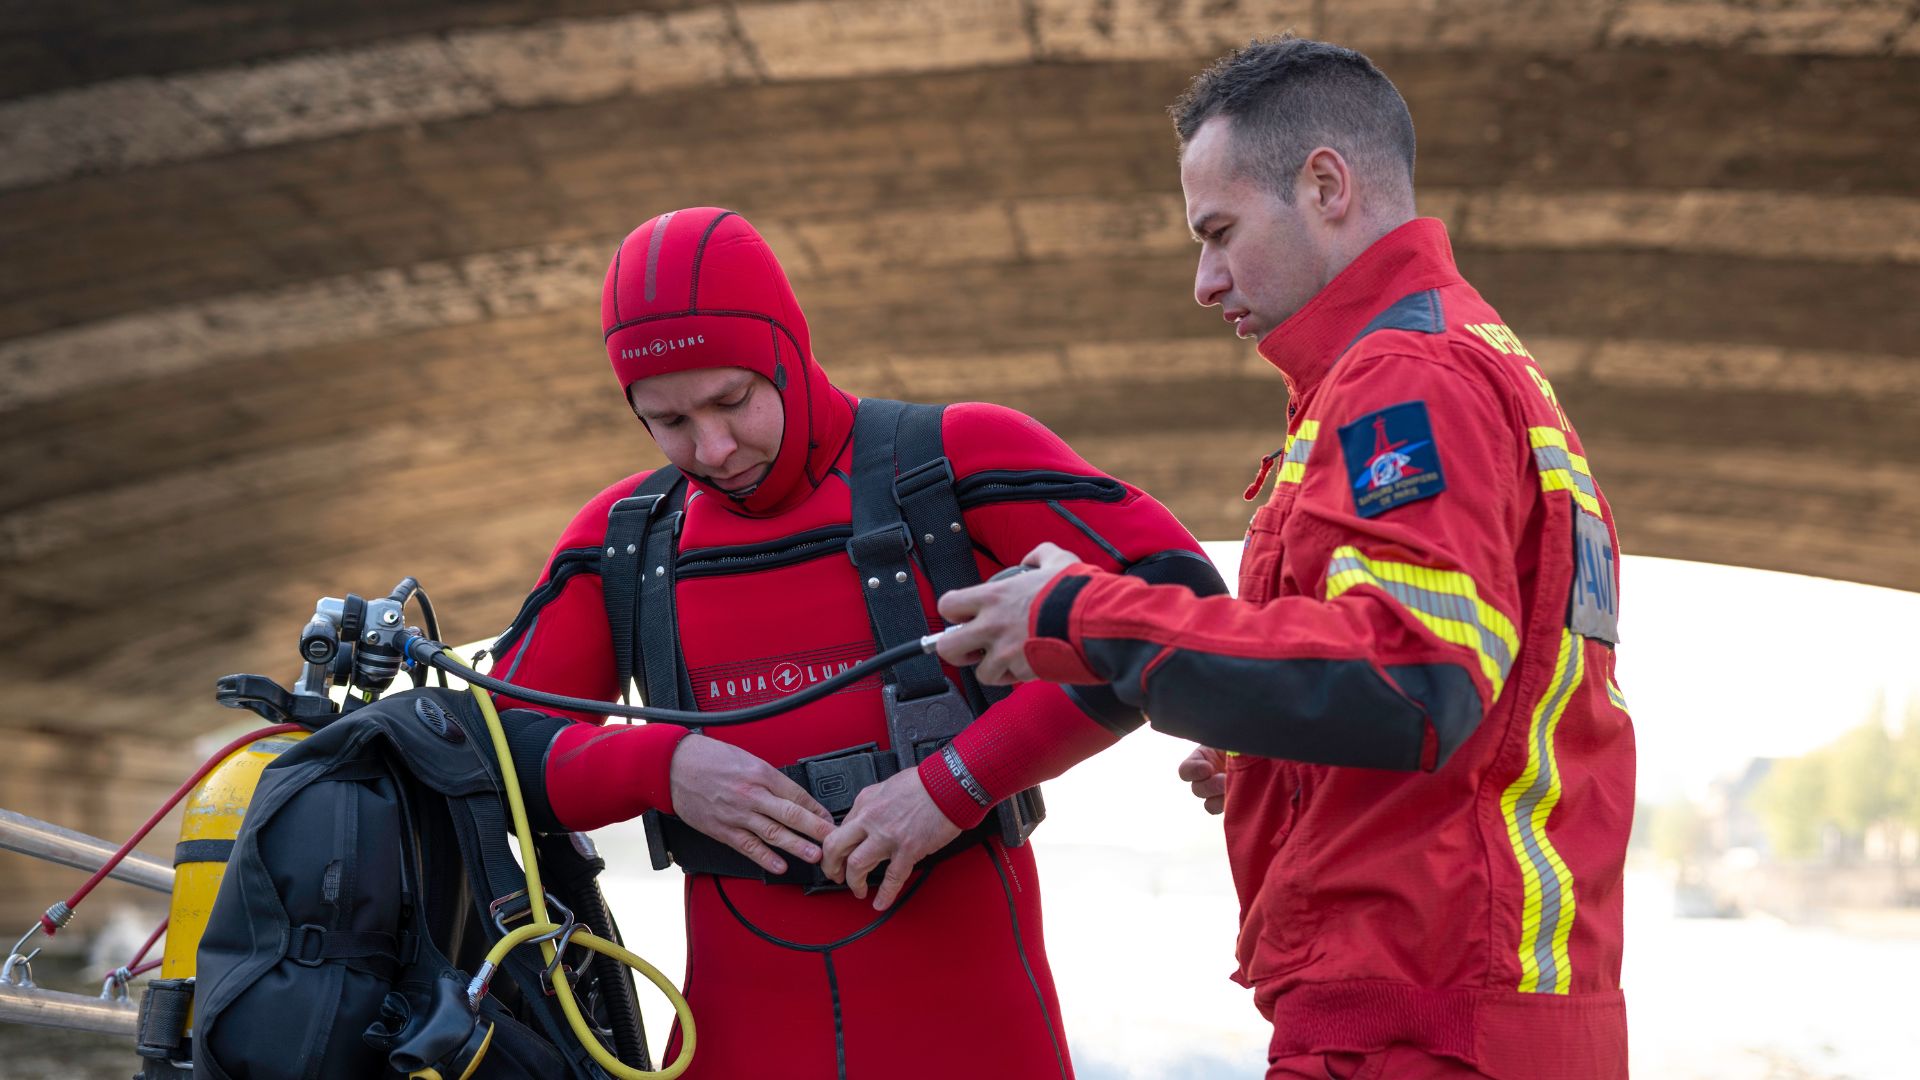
[1177,745,1228,815]
[820,768,961,912]
[667,734,835,875]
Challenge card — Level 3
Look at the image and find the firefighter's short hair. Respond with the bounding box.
[1171,36,1417,204]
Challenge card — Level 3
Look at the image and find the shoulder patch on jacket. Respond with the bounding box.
[1341,289,1446,356]
[1340,400,1447,518]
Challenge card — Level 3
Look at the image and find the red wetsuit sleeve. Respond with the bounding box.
[915,403,1224,828]
[1024,351,1528,772]
[489,471,690,826]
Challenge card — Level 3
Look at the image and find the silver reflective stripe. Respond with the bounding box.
[1283,437,1314,466]
[644,211,676,304]
[1531,445,1596,498]
[943,744,992,808]
[1326,555,1515,680]
[1607,679,1629,712]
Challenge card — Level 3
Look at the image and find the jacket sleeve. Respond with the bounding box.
[1023,351,1527,772]
[915,403,1226,828]
[489,471,690,829]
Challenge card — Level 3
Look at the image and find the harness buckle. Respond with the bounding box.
[795,743,882,818]
[488,890,574,937]
[607,494,664,523]
[893,456,957,502]
[882,681,973,771]
[288,924,328,967]
[847,522,914,565]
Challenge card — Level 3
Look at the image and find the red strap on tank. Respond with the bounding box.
[40,723,305,935]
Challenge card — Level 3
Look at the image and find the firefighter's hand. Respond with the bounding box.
[821,768,960,912]
[936,542,1079,684]
[668,734,836,875]
[1177,746,1228,815]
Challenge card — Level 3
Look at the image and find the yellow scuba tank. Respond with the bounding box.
[161,729,307,979]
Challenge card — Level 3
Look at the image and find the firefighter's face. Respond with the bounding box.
[628,367,784,496]
[1182,116,1338,344]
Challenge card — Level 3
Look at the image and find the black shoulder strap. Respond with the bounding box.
[847,399,1006,711]
[848,399,950,701]
[891,403,1009,711]
[601,467,689,708]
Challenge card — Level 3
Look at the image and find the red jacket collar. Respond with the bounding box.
[1255,218,1464,401]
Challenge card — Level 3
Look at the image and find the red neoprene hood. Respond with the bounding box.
[602,208,849,516]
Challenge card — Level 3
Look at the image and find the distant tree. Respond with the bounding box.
[1890,700,1920,901]
[1755,750,1830,861]
[1825,720,1895,841]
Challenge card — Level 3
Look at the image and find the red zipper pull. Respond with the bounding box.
[1244,446,1284,501]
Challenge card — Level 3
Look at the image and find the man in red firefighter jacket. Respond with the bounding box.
[484,206,1221,1079]
[933,39,1635,1079]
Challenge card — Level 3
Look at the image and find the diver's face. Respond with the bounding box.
[1182,116,1326,343]
[627,367,784,496]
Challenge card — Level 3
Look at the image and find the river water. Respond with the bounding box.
[6,728,1915,1078]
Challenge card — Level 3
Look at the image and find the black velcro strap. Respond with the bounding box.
[656,814,816,885]
[848,399,948,701]
[173,838,235,866]
[135,977,194,1060]
[602,468,686,705]
[284,924,403,978]
[654,743,908,884]
[657,806,996,887]
[890,402,1008,711]
[639,501,691,710]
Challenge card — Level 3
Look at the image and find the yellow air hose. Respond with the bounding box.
[444,651,696,1080]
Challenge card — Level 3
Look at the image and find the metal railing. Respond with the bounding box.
[0,809,173,895]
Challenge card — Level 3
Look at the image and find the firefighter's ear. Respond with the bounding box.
[1298,146,1354,223]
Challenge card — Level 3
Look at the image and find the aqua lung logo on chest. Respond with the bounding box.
[707,660,856,702]
[618,335,706,361]
[692,645,877,706]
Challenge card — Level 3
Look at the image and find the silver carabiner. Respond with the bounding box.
[2,923,44,988]
[100,967,133,1002]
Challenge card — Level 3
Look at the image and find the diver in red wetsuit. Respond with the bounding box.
[487,207,1223,1079]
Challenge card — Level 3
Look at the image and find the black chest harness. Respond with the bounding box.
[598,399,1045,888]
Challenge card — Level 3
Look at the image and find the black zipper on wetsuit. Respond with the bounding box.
[952,470,1126,507]
[675,525,855,579]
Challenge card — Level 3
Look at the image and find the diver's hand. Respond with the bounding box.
[668,734,836,875]
[820,768,961,912]
[1177,746,1228,815]
[935,542,1080,684]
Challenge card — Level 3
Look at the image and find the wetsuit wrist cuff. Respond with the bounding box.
[918,749,992,830]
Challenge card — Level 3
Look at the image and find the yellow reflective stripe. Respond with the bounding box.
[1274,419,1321,487]
[1325,545,1519,702]
[1501,629,1584,994]
[1529,427,1603,517]
[1606,677,1629,713]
